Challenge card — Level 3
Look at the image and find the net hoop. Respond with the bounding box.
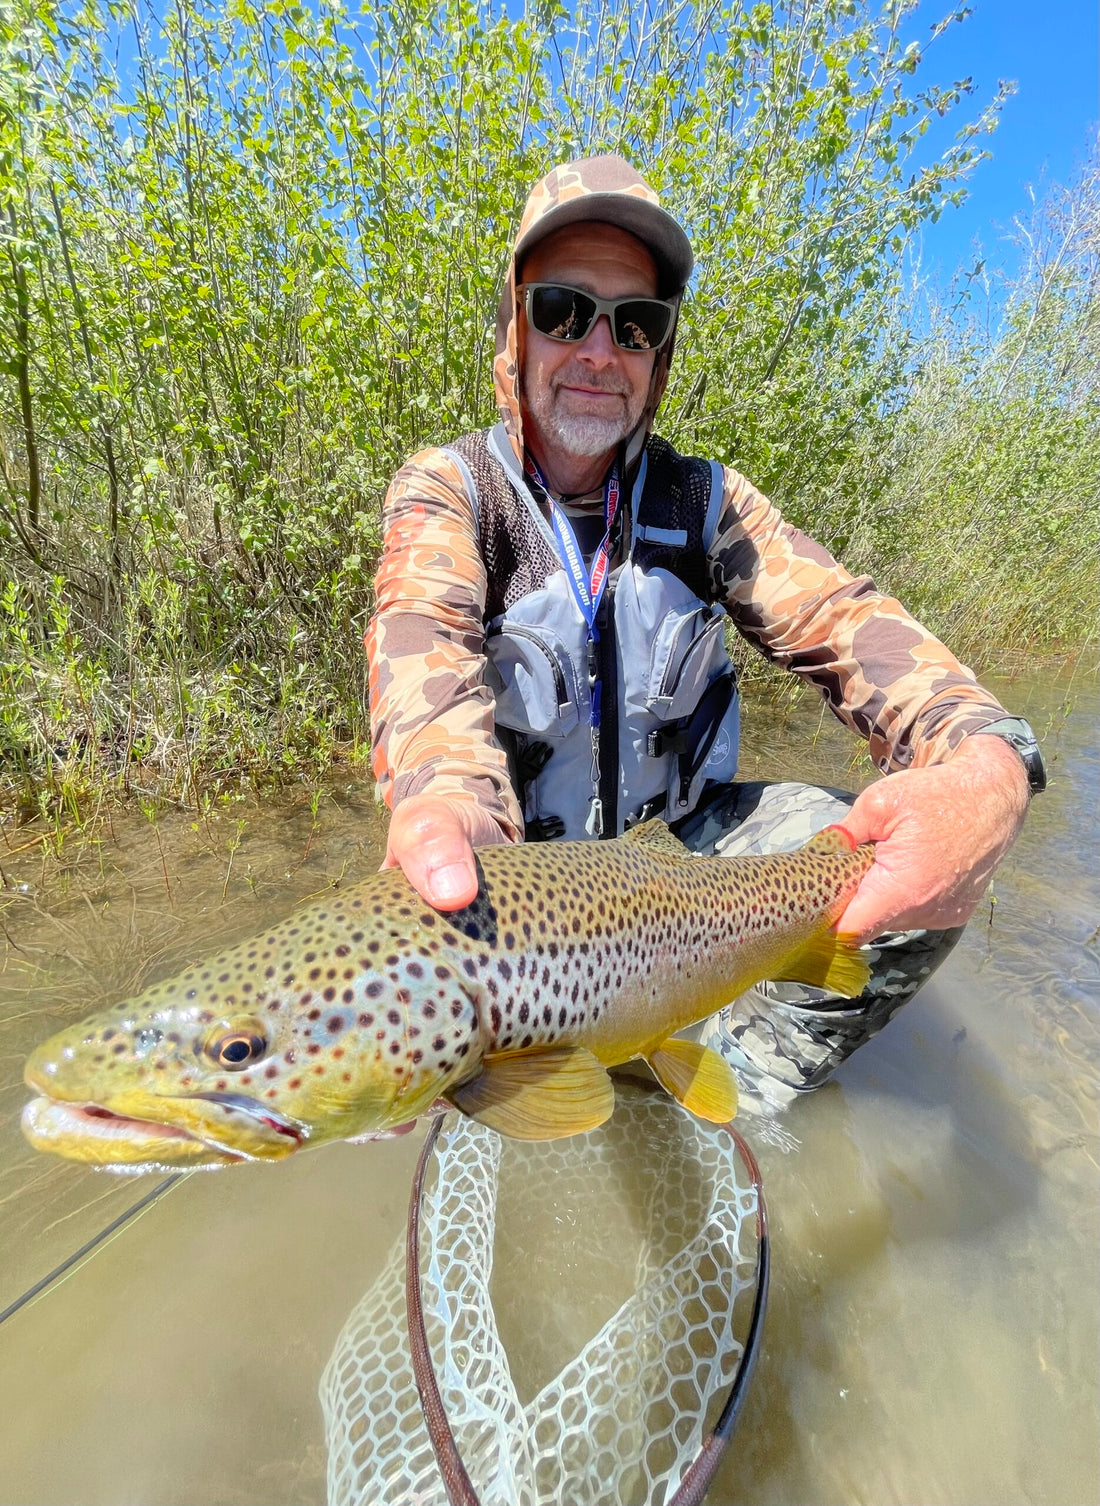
[405,1094,770,1506]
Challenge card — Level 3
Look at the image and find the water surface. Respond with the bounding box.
[1,669,1096,1505]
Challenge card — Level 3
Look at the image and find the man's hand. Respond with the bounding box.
[382,794,512,910]
[838,734,1031,943]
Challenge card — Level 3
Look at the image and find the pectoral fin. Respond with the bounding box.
[645,1039,738,1124]
[773,927,870,997]
[447,1046,615,1141]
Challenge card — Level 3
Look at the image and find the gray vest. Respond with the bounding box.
[444,424,740,840]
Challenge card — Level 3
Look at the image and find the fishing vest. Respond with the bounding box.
[444,424,741,840]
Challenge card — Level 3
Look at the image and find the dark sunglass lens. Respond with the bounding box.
[614,300,671,351]
[530,286,597,342]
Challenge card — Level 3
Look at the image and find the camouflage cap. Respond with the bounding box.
[513,155,693,297]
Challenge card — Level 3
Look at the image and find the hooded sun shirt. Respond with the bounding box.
[366,156,1011,841]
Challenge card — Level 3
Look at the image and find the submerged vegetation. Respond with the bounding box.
[1,0,1097,824]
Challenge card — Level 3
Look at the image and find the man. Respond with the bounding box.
[366,156,1043,1103]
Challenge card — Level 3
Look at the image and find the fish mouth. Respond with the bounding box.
[21,1090,305,1170]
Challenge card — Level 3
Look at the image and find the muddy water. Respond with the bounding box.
[1,670,1096,1506]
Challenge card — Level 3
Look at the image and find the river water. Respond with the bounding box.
[0,669,1096,1505]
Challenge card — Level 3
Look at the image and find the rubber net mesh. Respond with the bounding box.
[320,1083,759,1506]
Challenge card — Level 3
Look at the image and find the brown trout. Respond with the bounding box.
[22,820,873,1166]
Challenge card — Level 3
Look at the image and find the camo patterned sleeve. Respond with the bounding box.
[709,468,1010,772]
[365,449,524,841]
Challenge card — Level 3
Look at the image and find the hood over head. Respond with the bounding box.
[493,156,693,467]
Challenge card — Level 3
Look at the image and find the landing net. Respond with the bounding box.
[320,1081,762,1506]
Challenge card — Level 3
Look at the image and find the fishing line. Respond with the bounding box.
[0,1173,185,1328]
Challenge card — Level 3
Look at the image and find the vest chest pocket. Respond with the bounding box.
[647,603,727,721]
[484,621,582,737]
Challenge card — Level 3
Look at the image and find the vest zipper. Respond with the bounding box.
[596,576,619,838]
[657,610,724,700]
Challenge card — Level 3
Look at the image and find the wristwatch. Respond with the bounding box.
[970,716,1047,795]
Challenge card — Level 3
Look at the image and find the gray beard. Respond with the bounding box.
[523,370,646,458]
[546,411,633,457]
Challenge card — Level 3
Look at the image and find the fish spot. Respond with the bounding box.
[358,1012,374,1027]
[389,1041,401,1055]
[264,1065,279,1079]
[288,1077,301,1089]
[308,1008,321,1021]
[450,1001,464,1018]
[342,988,354,1004]
[423,1002,436,1019]
[327,1016,343,1033]
[306,1044,321,1055]
[412,1049,423,1064]
[335,945,350,957]
[366,981,383,998]
[433,1036,446,1051]
[323,987,336,1002]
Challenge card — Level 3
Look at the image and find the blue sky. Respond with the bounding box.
[903,0,1098,287]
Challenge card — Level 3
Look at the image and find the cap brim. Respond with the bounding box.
[514,193,693,297]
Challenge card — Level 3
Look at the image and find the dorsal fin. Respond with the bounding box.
[803,824,858,856]
[618,819,693,861]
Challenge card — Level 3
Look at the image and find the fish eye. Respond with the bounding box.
[205,1027,268,1071]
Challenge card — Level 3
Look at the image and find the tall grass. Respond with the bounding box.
[0,0,1094,824]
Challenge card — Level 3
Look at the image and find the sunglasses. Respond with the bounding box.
[521,282,677,353]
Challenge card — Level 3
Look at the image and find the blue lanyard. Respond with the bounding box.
[525,456,620,632]
[524,455,621,836]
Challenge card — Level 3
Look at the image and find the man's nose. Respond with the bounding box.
[576,313,619,367]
